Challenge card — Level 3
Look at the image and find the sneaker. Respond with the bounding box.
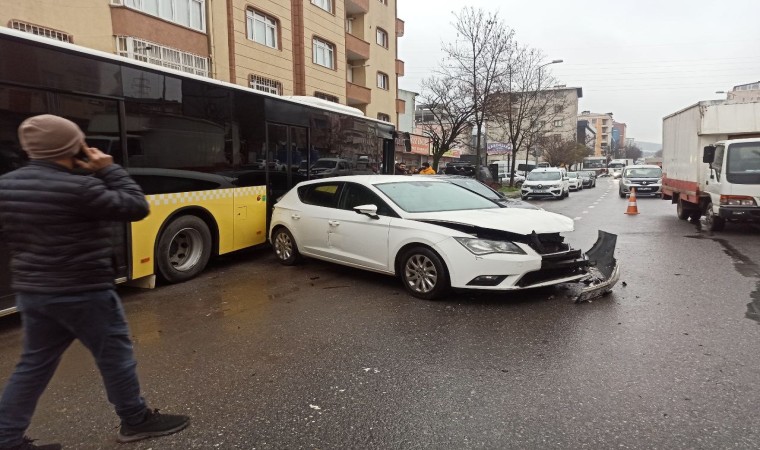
[0,436,61,450]
[117,409,190,443]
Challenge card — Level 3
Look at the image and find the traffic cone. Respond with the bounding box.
[625,187,639,215]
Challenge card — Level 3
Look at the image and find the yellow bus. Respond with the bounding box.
[0,28,396,316]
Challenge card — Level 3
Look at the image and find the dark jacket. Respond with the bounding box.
[0,161,149,294]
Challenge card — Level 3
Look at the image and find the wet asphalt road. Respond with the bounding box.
[1,177,759,449]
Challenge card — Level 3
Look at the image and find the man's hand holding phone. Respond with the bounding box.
[74,144,113,172]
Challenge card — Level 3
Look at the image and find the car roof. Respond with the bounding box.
[530,167,562,172]
[625,164,661,169]
[296,175,447,186]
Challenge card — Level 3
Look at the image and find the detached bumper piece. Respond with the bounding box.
[576,231,620,302]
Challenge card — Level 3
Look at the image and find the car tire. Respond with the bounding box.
[704,202,725,231]
[521,194,529,200]
[272,227,302,265]
[156,215,212,283]
[676,197,692,220]
[399,247,449,300]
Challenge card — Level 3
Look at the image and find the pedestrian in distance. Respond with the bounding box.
[0,115,190,450]
[394,162,407,175]
[419,162,436,175]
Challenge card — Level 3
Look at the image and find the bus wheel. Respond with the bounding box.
[156,215,212,283]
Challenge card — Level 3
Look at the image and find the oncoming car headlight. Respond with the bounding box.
[454,237,526,255]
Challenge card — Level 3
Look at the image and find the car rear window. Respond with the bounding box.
[297,183,342,208]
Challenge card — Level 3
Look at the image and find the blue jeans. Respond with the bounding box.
[0,290,147,447]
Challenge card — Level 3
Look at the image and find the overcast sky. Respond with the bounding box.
[397,0,760,144]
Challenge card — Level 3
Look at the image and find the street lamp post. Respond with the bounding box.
[526,59,563,170]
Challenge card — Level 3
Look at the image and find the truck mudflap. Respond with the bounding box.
[576,231,620,302]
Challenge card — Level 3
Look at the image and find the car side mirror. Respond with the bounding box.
[703,145,716,164]
[354,204,379,219]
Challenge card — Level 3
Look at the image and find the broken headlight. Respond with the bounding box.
[454,237,526,255]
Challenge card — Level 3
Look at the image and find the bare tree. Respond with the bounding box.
[623,144,643,161]
[488,47,568,186]
[540,137,588,168]
[442,7,515,179]
[417,75,474,171]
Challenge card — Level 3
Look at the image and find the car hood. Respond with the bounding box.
[409,208,574,235]
[523,180,562,186]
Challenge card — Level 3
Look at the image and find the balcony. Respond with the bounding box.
[346,82,371,105]
[395,59,405,76]
[396,18,405,37]
[396,98,406,113]
[345,0,369,14]
[345,33,370,61]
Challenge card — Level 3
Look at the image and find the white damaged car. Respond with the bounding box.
[270,176,618,300]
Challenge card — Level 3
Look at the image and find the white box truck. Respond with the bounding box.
[661,100,760,231]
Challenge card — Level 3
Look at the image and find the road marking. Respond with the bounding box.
[574,217,582,221]
[589,206,595,209]
[583,211,589,214]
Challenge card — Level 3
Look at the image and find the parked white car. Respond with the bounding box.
[567,172,583,191]
[270,176,618,300]
[520,168,570,200]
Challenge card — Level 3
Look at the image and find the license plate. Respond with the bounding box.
[637,187,652,192]
[533,189,547,193]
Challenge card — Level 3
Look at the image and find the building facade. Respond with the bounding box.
[1,0,405,125]
[578,111,614,156]
[723,81,760,102]
[612,121,627,157]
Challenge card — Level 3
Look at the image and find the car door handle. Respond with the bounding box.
[291,214,301,220]
[328,220,340,227]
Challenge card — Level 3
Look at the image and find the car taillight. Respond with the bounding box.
[720,195,757,206]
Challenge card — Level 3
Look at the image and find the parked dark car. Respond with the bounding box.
[579,170,597,188]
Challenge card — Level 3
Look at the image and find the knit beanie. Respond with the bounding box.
[18,114,85,160]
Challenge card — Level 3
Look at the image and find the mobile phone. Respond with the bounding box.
[75,149,89,162]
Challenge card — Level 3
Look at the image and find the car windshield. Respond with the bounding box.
[527,171,561,181]
[624,168,661,178]
[568,173,578,178]
[608,163,625,169]
[581,171,595,177]
[375,181,499,212]
[312,160,337,169]
[445,178,501,201]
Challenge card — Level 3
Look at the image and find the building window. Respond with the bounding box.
[553,134,562,142]
[250,74,282,95]
[553,120,563,127]
[116,36,209,76]
[378,0,388,4]
[376,28,388,48]
[554,105,563,113]
[246,9,278,48]
[378,113,391,122]
[113,0,206,32]
[315,92,339,103]
[313,37,335,69]
[377,72,389,90]
[311,0,332,13]
[9,20,72,43]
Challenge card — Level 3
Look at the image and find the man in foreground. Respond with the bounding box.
[0,115,190,449]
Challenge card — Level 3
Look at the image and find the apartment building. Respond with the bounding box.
[578,111,613,156]
[1,0,404,124]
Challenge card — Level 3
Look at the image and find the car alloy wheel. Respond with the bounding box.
[400,247,449,300]
[273,227,301,265]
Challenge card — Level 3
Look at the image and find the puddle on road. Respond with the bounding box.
[684,232,760,324]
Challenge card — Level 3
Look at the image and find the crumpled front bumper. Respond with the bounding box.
[576,231,620,302]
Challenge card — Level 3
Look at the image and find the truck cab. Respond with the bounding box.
[701,139,760,230]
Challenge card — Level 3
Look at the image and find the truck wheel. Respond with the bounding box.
[704,202,725,231]
[156,215,212,283]
[676,198,691,220]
